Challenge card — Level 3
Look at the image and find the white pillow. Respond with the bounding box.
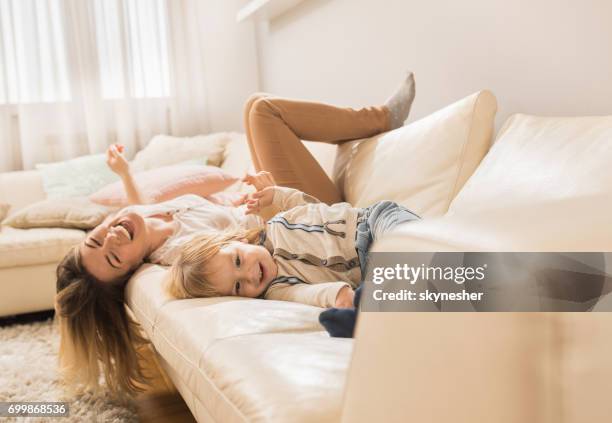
[333,90,497,217]
[131,132,233,172]
[448,114,612,215]
[35,154,119,199]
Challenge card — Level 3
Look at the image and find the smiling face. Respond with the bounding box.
[206,241,278,298]
[79,212,149,282]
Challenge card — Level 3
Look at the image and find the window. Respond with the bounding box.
[94,0,171,99]
[0,0,171,104]
[0,0,70,104]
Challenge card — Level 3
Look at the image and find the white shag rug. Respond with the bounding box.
[0,319,137,422]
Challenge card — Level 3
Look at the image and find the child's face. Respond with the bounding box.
[206,241,278,298]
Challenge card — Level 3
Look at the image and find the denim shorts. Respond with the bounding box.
[355,201,421,276]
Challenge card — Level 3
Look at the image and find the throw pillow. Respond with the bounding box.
[131,132,237,172]
[36,154,119,199]
[333,90,497,217]
[90,164,238,207]
[4,198,114,229]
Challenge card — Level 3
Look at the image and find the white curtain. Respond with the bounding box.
[0,0,210,172]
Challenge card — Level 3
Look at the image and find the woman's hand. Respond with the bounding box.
[335,286,355,308]
[245,186,275,215]
[242,171,276,191]
[106,144,130,177]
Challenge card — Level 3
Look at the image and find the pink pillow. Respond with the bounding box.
[90,165,237,207]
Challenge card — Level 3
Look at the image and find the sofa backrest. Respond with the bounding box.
[448,114,612,215]
[0,170,46,214]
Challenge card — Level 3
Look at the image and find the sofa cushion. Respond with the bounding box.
[333,90,497,217]
[448,114,612,214]
[126,265,351,422]
[0,226,85,268]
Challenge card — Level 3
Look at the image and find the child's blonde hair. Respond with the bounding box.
[166,226,263,299]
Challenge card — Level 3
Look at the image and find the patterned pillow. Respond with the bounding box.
[36,154,119,199]
[4,198,114,229]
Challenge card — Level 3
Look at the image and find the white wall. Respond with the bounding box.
[198,0,259,132]
[254,0,612,127]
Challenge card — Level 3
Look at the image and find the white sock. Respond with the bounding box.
[384,72,416,129]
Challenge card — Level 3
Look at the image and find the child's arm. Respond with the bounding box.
[264,282,354,308]
[106,144,147,205]
[246,186,321,217]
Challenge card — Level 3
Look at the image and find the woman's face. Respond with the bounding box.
[80,212,149,282]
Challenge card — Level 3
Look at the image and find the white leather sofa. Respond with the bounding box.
[125,99,612,422]
[3,89,611,421]
[0,171,86,316]
[123,90,501,422]
[343,115,612,423]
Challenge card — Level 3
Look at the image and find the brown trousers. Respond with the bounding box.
[243,94,390,205]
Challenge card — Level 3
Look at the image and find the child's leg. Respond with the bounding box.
[244,94,390,204]
[354,201,420,275]
[319,201,420,338]
[367,201,421,242]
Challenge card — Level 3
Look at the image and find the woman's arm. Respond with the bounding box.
[106,144,147,205]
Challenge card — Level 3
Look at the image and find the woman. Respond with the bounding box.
[55,148,274,394]
[55,72,416,395]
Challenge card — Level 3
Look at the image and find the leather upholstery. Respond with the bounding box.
[126,264,351,422]
[0,226,84,268]
[342,113,612,422]
[333,90,497,217]
[123,92,499,422]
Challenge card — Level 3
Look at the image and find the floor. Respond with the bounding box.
[1,310,197,423]
[136,391,196,423]
[135,339,197,423]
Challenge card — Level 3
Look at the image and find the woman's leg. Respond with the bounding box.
[244,73,415,204]
[244,94,390,204]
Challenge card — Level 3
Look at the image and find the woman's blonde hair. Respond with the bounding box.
[167,226,263,299]
[55,246,148,395]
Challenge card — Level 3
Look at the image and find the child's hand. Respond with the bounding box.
[335,286,355,308]
[106,144,130,177]
[242,171,276,191]
[245,186,274,215]
[232,193,249,206]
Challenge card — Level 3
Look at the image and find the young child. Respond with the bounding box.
[167,184,420,336]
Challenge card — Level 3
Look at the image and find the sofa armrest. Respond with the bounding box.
[341,194,612,423]
[0,170,45,213]
[372,192,612,253]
